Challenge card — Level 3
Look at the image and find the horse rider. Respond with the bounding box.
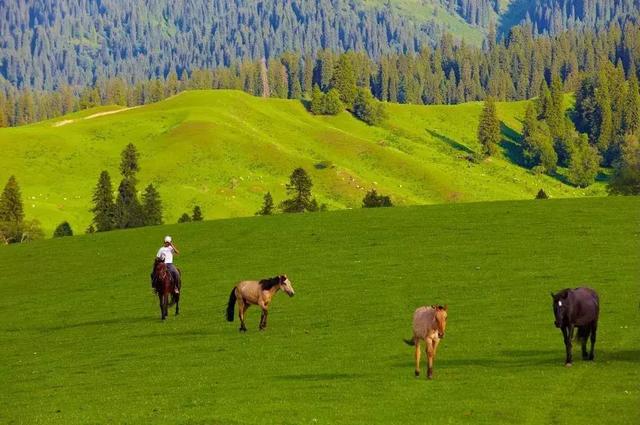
[155,235,181,293]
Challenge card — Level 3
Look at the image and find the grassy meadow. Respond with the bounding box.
[0,90,605,234]
[1,197,638,424]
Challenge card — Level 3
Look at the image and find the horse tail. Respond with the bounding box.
[403,338,415,346]
[226,288,237,322]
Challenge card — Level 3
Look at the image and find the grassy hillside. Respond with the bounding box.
[1,197,638,424]
[0,90,606,234]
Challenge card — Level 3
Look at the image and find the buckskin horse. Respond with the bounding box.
[152,257,180,320]
[551,287,599,366]
[404,305,448,379]
[226,275,295,331]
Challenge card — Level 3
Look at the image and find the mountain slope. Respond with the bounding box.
[0,90,606,234]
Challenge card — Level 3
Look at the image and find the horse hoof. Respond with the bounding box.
[565,363,572,368]
[427,375,433,380]
[414,371,420,377]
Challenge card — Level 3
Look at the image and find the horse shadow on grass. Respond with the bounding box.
[40,316,151,333]
[273,373,365,381]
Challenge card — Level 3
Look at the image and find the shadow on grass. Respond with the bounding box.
[274,373,365,381]
[41,315,151,332]
[426,129,475,154]
[500,122,524,165]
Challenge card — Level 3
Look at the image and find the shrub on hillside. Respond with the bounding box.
[192,205,203,221]
[256,192,274,216]
[353,88,386,125]
[362,189,393,208]
[535,189,549,199]
[53,221,73,237]
[177,213,191,223]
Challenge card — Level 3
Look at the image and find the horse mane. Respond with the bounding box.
[259,276,281,289]
[554,288,572,299]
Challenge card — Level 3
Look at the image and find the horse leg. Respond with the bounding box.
[414,338,421,377]
[563,326,574,366]
[158,294,164,320]
[589,323,597,361]
[238,299,248,332]
[426,338,435,379]
[259,308,269,330]
[580,327,589,360]
[174,293,180,316]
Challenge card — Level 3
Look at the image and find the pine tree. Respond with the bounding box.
[192,205,203,221]
[114,178,143,229]
[120,143,140,181]
[596,70,613,162]
[0,175,25,224]
[623,73,640,135]
[324,89,343,115]
[91,171,115,232]
[141,184,163,226]
[608,134,640,195]
[330,54,358,108]
[53,221,73,237]
[256,192,274,216]
[477,97,501,157]
[310,85,326,115]
[280,168,314,213]
[353,88,386,125]
[568,134,601,187]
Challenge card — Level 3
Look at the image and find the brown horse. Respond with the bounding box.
[226,275,295,331]
[152,258,180,320]
[404,305,448,379]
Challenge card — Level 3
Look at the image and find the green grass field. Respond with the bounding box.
[1,197,638,424]
[0,90,606,235]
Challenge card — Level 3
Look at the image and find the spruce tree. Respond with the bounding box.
[310,85,326,115]
[141,184,163,226]
[0,175,25,224]
[120,143,140,181]
[192,205,203,221]
[623,73,640,135]
[330,54,358,108]
[114,178,143,229]
[568,134,601,187]
[324,89,344,115]
[596,70,613,162]
[280,168,314,213]
[53,221,73,237]
[608,134,640,195]
[353,88,386,125]
[256,192,274,215]
[91,171,115,232]
[477,97,501,157]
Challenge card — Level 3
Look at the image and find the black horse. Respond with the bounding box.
[551,287,599,366]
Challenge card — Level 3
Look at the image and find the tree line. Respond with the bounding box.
[1,20,639,128]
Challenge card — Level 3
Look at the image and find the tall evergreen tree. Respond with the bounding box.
[596,70,614,162]
[310,85,326,115]
[256,192,274,216]
[330,54,358,108]
[477,97,501,157]
[120,143,140,181]
[568,134,601,187]
[623,73,640,135]
[141,184,163,225]
[0,175,25,224]
[91,171,115,232]
[114,178,143,229]
[192,205,203,221]
[280,168,315,213]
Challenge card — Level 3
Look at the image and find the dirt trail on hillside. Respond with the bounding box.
[53,105,140,127]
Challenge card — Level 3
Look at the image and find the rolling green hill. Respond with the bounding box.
[0,90,606,235]
[1,197,638,424]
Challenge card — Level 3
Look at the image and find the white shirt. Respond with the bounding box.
[157,246,175,264]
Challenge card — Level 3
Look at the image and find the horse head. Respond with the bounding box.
[434,305,448,338]
[551,289,571,328]
[279,275,295,297]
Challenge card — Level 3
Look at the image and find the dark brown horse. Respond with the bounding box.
[152,258,180,320]
[551,287,599,366]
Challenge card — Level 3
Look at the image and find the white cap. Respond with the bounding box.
[164,236,172,243]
